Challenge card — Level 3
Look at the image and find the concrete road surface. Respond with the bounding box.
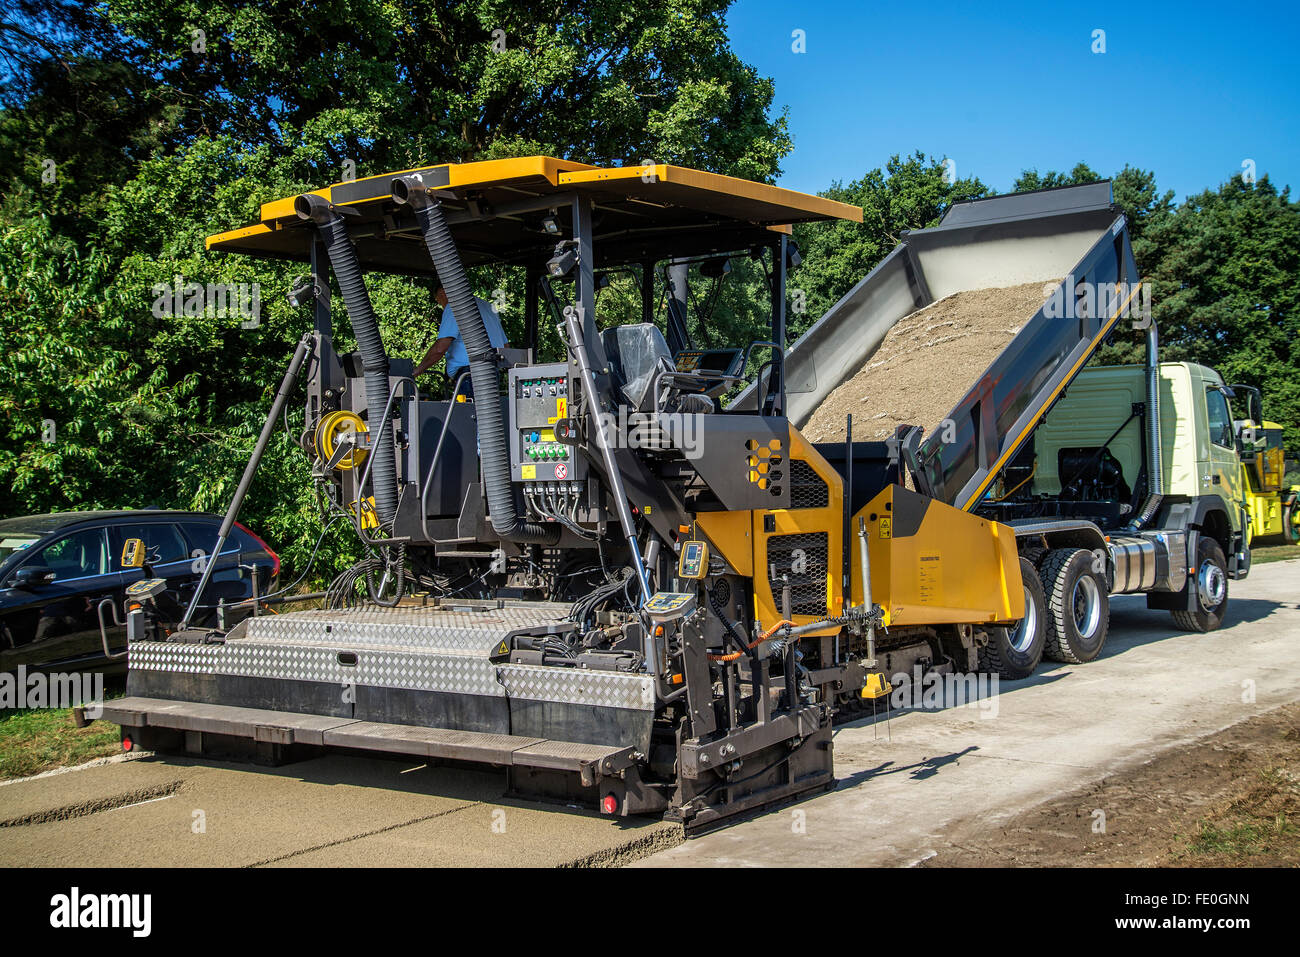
[1,560,1295,867]
[637,558,1300,867]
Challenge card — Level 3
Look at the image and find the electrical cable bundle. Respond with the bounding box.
[568,567,634,627]
[526,487,597,540]
[325,544,406,609]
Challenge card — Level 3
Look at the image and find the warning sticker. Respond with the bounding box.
[879,517,892,539]
[521,464,536,479]
[554,463,567,479]
[918,554,942,604]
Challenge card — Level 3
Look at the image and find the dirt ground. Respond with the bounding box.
[803,280,1058,443]
[925,702,1300,867]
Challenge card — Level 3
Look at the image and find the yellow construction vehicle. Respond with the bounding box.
[1228,384,1299,543]
[96,157,1032,832]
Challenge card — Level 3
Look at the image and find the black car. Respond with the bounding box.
[0,510,279,673]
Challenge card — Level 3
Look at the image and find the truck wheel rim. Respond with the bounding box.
[1072,575,1101,639]
[1009,585,1037,653]
[1198,561,1226,611]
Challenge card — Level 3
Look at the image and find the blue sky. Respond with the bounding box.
[725,0,1300,201]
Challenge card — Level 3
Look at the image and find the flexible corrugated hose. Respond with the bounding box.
[392,174,558,545]
[295,193,400,529]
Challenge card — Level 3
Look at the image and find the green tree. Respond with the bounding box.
[790,152,989,337]
[0,0,793,584]
[1013,164,1298,459]
[1151,175,1300,457]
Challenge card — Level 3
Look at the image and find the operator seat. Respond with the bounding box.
[601,323,674,412]
[601,323,716,414]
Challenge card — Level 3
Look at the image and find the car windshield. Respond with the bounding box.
[0,534,42,563]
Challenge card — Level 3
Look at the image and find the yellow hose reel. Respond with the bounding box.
[314,410,369,471]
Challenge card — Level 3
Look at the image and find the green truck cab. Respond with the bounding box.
[1034,361,1250,575]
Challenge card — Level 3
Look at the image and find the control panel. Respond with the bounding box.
[677,540,709,580]
[644,591,697,623]
[507,362,587,485]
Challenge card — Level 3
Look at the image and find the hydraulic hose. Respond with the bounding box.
[392,174,557,545]
[295,193,399,528]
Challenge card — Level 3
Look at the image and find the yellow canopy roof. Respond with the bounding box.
[205,156,862,273]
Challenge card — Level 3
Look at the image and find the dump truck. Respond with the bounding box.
[754,180,1251,670]
[97,164,1241,832]
[1228,384,1299,543]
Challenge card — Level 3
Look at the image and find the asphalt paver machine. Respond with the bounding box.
[103,158,1025,832]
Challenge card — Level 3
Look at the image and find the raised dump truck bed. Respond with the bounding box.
[770,180,1247,670]
[760,181,1135,510]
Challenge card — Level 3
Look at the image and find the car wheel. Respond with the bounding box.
[978,557,1046,679]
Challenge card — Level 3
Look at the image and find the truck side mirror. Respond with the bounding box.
[13,566,56,588]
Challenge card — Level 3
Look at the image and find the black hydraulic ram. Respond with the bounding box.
[392,173,558,546]
[179,332,315,631]
[562,303,653,607]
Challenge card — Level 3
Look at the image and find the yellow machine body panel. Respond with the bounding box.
[750,429,844,637]
[694,510,754,578]
[850,485,1023,627]
[1237,420,1296,540]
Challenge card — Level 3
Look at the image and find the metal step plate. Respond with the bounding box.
[103,696,635,780]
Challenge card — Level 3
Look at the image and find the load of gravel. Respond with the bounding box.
[801,279,1059,444]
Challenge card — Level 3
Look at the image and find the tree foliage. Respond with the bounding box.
[1013,164,1299,455]
[0,0,791,581]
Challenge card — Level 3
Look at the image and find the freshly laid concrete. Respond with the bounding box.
[636,559,1300,866]
[1,560,1295,867]
[0,751,678,867]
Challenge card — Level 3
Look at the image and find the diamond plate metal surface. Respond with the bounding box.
[239,603,573,654]
[130,601,653,711]
[130,641,505,697]
[498,664,654,711]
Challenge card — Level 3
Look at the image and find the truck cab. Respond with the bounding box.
[1031,361,1249,574]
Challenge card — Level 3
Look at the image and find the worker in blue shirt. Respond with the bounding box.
[415,286,508,395]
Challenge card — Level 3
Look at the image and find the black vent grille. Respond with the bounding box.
[788,459,829,509]
[766,532,829,617]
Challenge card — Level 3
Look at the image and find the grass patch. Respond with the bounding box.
[1180,764,1300,863]
[1251,543,1300,565]
[0,704,123,781]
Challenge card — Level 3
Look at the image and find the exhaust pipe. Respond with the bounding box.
[392,174,558,545]
[1129,321,1164,530]
[295,193,400,528]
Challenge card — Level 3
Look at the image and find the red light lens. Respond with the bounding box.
[235,520,280,579]
[601,793,619,815]
[122,736,133,752]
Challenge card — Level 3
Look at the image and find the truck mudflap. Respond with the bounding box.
[122,602,655,757]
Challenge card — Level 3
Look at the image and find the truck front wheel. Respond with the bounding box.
[1171,538,1230,632]
[1284,500,1299,544]
[978,557,1046,679]
[1041,548,1110,663]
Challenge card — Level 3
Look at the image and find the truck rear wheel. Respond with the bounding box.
[1040,548,1109,663]
[978,557,1046,679]
[1284,501,1299,544]
[1171,537,1229,632]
